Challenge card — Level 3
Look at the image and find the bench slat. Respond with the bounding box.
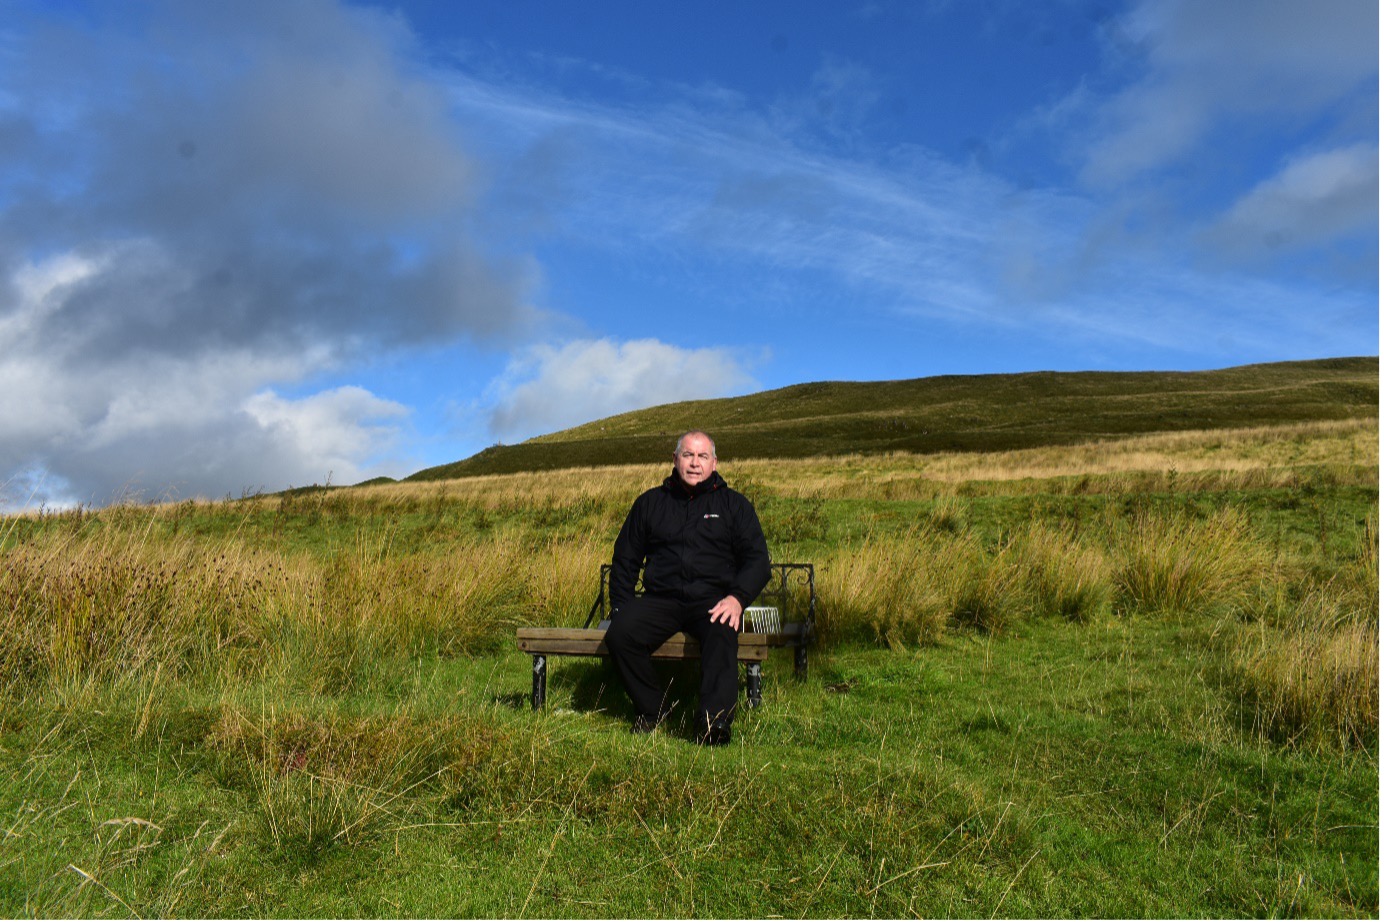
[517,627,768,661]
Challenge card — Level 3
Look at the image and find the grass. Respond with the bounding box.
[0,620,1373,917]
[0,417,1376,917]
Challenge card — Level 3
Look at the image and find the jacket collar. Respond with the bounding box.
[664,469,725,498]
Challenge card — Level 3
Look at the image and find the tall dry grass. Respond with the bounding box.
[0,522,608,694]
[816,521,1118,644]
[1006,522,1112,623]
[1223,522,1378,749]
[728,418,1377,500]
[1112,507,1269,615]
[1229,606,1378,751]
[815,529,958,646]
[263,465,655,521]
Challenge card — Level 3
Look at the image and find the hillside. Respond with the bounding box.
[406,356,1378,480]
[2,374,1377,917]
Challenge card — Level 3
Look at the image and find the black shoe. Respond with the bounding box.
[699,719,732,746]
[630,714,663,734]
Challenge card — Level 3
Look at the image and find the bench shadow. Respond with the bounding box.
[563,659,624,715]
[540,659,707,737]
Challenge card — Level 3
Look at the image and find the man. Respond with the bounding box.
[604,430,771,745]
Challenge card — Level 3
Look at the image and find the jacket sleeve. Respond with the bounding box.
[609,494,647,611]
[728,493,772,608]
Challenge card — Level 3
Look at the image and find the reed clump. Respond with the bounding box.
[947,534,1026,634]
[817,507,1317,646]
[1006,523,1113,623]
[1223,522,1378,750]
[1113,507,1269,615]
[816,524,1109,643]
[1227,599,1378,750]
[815,529,956,646]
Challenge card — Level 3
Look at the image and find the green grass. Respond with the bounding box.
[0,618,1373,918]
[409,357,1377,479]
[0,418,1376,917]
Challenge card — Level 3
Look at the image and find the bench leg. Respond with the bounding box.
[531,655,547,710]
[746,662,763,709]
[794,643,808,679]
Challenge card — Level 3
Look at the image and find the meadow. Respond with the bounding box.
[0,417,1377,917]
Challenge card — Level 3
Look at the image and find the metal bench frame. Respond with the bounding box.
[517,562,815,711]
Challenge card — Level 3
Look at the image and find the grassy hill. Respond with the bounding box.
[1,383,1377,916]
[1,413,1376,916]
[407,356,1378,480]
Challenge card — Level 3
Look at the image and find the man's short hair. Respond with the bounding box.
[674,430,716,458]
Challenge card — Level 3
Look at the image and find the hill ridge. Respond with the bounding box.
[404,356,1378,481]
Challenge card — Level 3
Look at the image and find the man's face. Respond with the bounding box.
[674,434,717,487]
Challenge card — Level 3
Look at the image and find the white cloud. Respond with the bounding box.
[486,338,757,441]
[242,387,411,483]
[0,374,414,510]
[1203,144,1379,260]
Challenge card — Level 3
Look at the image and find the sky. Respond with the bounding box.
[0,0,1377,509]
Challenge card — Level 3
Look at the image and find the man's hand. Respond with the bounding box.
[708,595,743,630]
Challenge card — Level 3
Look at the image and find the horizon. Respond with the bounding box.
[1,0,1377,508]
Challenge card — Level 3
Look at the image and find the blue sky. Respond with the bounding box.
[0,0,1377,507]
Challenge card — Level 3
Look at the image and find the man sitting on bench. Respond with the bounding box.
[604,430,771,745]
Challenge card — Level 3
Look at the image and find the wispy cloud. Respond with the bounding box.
[449,70,1020,318]
[448,36,1372,359]
[1077,0,1376,186]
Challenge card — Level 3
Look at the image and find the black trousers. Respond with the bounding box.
[604,596,740,726]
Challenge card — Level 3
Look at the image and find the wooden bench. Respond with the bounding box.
[517,562,816,711]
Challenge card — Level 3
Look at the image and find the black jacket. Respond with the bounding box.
[610,470,771,612]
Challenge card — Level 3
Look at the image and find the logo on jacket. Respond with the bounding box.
[703,513,720,519]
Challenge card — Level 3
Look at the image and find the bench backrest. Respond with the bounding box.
[585,562,816,637]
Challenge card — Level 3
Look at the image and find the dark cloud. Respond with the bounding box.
[2,0,537,351]
[0,0,541,506]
